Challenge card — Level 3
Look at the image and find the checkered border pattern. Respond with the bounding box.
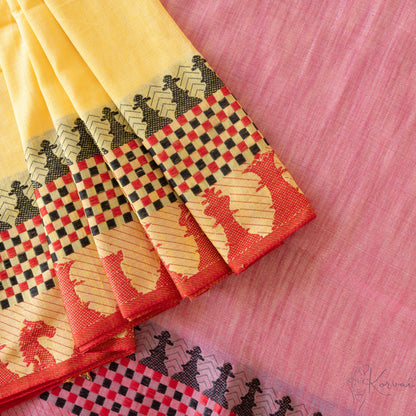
[0,216,56,310]
[34,173,93,263]
[105,140,177,219]
[41,358,232,416]
[71,154,134,236]
[143,86,268,202]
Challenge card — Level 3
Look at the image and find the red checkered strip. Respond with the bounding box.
[41,358,233,416]
[0,216,56,310]
[35,173,93,263]
[143,86,268,202]
[70,155,134,236]
[105,140,177,219]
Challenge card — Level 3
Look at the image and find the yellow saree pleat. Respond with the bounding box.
[0,13,135,408]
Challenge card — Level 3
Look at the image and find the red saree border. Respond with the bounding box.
[178,257,232,299]
[229,206,316,274]
[0,335,135,412]
[76,295,181,353]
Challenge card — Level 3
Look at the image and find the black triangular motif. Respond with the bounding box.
[72,118,101,162]
[38,139,69,184]
[202,362,235,409]
[162,75,202,118]
[191,55,224,98]
[101,107,138,149]
[132,94,173,138]
[269,396,294,416]
[139,330,173,376]
[231,378,262,416]
[8,181,40,225]
[171,346,204,391]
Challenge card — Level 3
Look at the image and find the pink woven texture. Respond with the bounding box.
[151,1,416,415]
[2,397,72,416]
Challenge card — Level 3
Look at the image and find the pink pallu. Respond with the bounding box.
[146,1,416,415]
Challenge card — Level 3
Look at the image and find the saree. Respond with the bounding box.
[0,67,136,408]
[0,0,315,409]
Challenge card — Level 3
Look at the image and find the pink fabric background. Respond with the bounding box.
[151,1,416,415]
[2,397,72,416]
[4,0,416,415]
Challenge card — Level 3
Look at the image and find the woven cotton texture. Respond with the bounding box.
[0,0,315,409]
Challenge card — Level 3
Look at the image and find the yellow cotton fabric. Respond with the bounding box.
[33,0,198,103]
[0,70,27,178]
[0,0,54,145]
[15,0,111,115]
[7,0,76,124]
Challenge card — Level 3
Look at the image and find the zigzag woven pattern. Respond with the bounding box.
[40,324,325,416]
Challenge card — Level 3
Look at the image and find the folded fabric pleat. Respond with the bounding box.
[16,0,233,297]
[37,0,316,273]
[0,2,171,354]
[0,2,110,348]
[0,66,136,411]
[7,0,182,337]
[144,90,316,272]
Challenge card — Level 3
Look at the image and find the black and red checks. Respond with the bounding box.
[105,140,177,219]
[41,358,232,416]
[40,324,324,415]
[0,216,56,310]
[35,174,93,263]
[143,87,268,202]
[34,155,138,261]
[70,155,134,236]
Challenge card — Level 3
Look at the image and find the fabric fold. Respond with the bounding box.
[144,88,316,272]
[36,0,315,273]
[7,0,182,330]
[0,1,138,352]
[0,0,316,408]
[0,65,136,411]
[16,0,233,298]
